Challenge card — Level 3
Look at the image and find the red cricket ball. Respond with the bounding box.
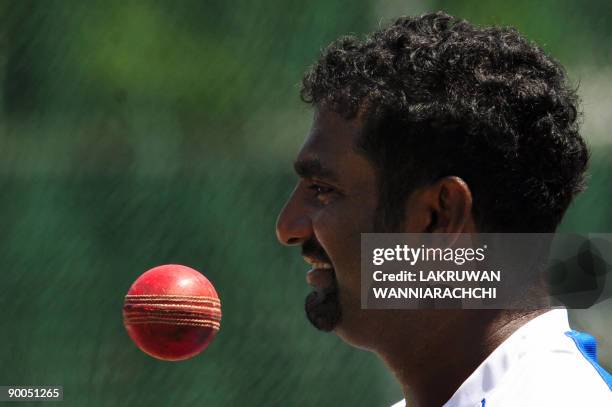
[123,264,221,361]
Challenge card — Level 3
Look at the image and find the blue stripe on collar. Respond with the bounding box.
[565,330,612,391]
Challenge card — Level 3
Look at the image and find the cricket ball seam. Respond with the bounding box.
[125,294,220,303]
[124,318,221,329]
[123,303,221,312]
[123,311,222,321]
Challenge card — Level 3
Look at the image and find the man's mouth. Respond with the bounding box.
[302,255,341,332]
[304,260,335,290]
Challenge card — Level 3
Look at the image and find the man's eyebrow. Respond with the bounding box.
[293,158,337,181]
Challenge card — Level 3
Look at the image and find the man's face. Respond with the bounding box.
[276,108,381,346]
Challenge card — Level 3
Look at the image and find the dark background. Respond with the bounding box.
[0,1,610,405]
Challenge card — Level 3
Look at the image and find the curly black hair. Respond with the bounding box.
[301,11,588,232]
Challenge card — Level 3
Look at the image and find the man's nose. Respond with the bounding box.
[276,194,312,246]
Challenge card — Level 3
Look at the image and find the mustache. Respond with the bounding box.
[301,238,331,263]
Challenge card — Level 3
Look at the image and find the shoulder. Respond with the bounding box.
[490,329,611,406]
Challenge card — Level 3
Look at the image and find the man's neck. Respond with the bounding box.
[375,309,549,407]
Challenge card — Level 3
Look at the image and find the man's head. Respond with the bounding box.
[276,12,588,346]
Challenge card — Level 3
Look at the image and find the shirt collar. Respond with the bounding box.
[442,308,570,407]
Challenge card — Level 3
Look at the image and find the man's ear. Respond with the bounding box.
[403,176,475,233]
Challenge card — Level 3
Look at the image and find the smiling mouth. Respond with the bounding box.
[303,259,340,332]
[304,259,335,290]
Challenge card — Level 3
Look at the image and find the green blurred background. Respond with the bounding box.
[0,1,610,406]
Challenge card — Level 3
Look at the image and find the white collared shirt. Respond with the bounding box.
[391,309,612,406]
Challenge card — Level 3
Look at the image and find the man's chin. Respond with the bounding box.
[304,289,341,332]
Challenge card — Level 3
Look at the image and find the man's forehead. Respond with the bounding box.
[292,108,376,186]
[295,109,363,163]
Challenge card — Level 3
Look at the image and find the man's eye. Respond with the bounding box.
[308,184,334,197]
[309,184,333,195]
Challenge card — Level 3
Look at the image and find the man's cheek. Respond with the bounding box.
[335,273,362,316]
[329,250,361,298]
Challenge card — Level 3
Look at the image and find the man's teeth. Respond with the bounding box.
[312,262,333,270]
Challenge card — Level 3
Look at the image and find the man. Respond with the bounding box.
[276,11,611,407]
